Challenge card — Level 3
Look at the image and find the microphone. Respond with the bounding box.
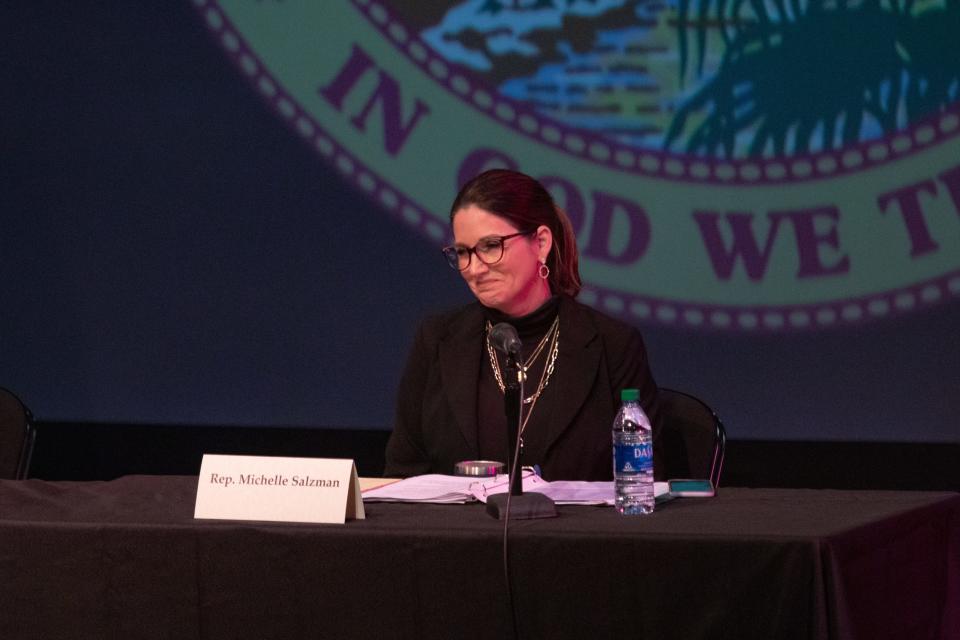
[489,322,522,356]
[484,320,557,521]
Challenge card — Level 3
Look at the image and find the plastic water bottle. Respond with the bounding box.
[612,388,654,515]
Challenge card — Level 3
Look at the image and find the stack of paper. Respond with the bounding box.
[361,474,485,504]
[362,473,672,506]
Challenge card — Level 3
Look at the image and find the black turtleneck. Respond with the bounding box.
[477,295,561,463]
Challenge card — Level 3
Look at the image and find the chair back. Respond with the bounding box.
[656,388,726,487]
[0,387,36,479]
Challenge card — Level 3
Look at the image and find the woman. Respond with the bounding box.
[384,169,660,481]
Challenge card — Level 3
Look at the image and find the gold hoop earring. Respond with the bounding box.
[538,262,550,279]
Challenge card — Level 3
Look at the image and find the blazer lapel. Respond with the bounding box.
[438,304,484,456]
[523,298,601,460]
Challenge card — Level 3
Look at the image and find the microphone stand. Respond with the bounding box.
[486,351,557,520]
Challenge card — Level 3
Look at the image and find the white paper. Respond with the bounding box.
[472,479,671,505]
[362,470,543,503]
[467,471,550,502]
[361,473,479,503]
[361,473,670,506]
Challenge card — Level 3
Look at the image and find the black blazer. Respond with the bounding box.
[384,296,660,481]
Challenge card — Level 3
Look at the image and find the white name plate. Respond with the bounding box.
[194,454,365,524]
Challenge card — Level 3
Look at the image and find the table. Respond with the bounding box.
[0,476,957,640]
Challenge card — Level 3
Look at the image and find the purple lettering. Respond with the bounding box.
[769,205,849,278]
[693,211,785,281]
[877,179,940,257]
[583,191,650,265]
[456,148,517,190]
[540,175,586,236]
[937,164,960,218]
[318,45,430,156]
[318,45,375,110]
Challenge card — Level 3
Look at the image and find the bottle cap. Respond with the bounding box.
[620,388,640,402]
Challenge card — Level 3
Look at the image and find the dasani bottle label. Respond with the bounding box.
[614,443,653,474]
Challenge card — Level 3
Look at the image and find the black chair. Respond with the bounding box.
[656,388,726,487]
[0,387,36,479]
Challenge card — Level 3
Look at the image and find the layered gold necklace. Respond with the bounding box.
[484,316,560,440]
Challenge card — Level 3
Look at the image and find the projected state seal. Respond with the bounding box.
[194,0,960,331]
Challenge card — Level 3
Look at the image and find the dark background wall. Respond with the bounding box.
[2,3,958,486]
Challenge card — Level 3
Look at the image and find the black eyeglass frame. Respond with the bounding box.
[442,230,537,271]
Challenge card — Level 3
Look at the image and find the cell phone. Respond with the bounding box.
[668,479,715,497]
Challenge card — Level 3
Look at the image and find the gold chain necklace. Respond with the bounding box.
[485,317,557,378]
[485,318,560,438]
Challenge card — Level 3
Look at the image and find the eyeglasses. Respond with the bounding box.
[442,230,536,271]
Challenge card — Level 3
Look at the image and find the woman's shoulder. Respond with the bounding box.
[415,301,484,341]
[561,297,654,381]
[560,296,642,341]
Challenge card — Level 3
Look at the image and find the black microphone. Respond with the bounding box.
[489,322,522,356]
[484,320,557,521]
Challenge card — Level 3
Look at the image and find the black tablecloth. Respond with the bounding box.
[0,476,957,640]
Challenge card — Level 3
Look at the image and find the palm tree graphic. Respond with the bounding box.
[665,0,960,158]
